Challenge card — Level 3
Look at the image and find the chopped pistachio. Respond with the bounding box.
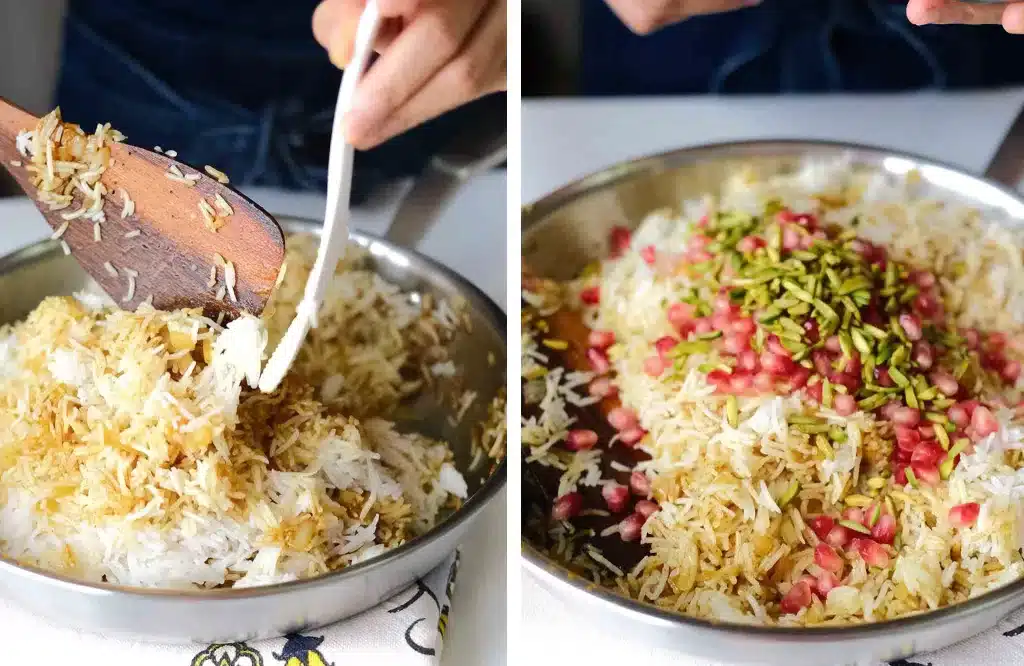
[726,395,739,428]
[778,480,801,508]
[839,520,872,535]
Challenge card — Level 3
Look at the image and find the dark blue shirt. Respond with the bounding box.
[582,0,1024,94]
[57,0,504,201]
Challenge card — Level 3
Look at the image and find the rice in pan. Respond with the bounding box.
[524,158,1024,625]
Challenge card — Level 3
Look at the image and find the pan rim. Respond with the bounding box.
[520,138,1024,639]
[0,217,507,602]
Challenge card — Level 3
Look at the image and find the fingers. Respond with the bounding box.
[605,0,759,35]
[312,0,402,67]
[345,0,490,144]
[1003,3,1024,32]
[907,0,1006,25]
[347,0,506,148]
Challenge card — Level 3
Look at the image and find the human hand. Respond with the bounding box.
[603,0,761,35]
[906,0,1024,33]
[313,0,506,150]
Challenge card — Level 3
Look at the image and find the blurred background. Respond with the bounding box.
[0,0,506,203]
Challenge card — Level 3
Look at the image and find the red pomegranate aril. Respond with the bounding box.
[911,442,945,467]
[895,428,920,453]
[667,302,696,330]
[895,447,913,463]
[588,329,616,350]
[842,507,866,526]
[580,286,600,305]
[630,470,652,497]
[831,372,861,394]
[723,333,751,355]
[732,317,757,336]
[912,463,940,486]
[618,513,646,542]
[806,381,824,404]
[713,292,736,314]
[602,482,630,513]
[834,393,857,416]
[816,571,840,599]
[730,372,754,394]
[912,341,934,370]
[913,292,939,318]
[891,407,921,427]
[894,464,909,486]
[931,372,959,397]
[824,336,842,353]
[852,538,890,568]
[694,318,714,335]
[766,335,792,358]
[608,406,639,431]
[565,429,599,451]
[825,524,851,549]
[737,235,759,253]
[780,580,814,615]
[971,406,999,438]
[635,500,659,518]
[880,401,902,420]
[761,351,793,375]
[737,350,760,372]
[644,356,668,377]
[871,513,897,545]
[589,377,618,399]
[917,424,937,440]
[983,351,1008,373]
[654,335,679,360]
[707,369,731,389]
[988,332,1008,350]
[640,245,657,265]
[688,233,712,251]
[963,329,981,350]
[551,492,583,521]
[754,372,776,393]
[814,543,844,575]
[609,226,632,257]
[803,320,821,344]
[789,367,811,391]
[842,353,861,375]
[808,515,835,541]
[781,226,801,251]
[949,502,981,528]
[587,347,611,374]
[914,271,937,288]
[1002,360,1021,384]
[875,366,895,388]
[948,404,970,427]
[812,350,832,376]
[619,428,647,447]
[899,314,923,341]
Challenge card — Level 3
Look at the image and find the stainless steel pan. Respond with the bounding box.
[0,217,506,643]
[521,111,1024,665]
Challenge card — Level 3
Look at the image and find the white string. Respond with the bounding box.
[258,1,381,393]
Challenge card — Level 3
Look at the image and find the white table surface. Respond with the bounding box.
[0,170,507,666]
[521,89,1024,665]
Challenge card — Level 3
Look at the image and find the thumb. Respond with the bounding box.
[313,0,366,68]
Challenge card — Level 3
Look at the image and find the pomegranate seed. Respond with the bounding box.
[640,245,657,265]
[707,369,731,389]
[911,442,945,467]
[895,447,913,463]
[565,429,599,451]
[737,235,759,253]
[737,350,759,372]
[588,329,615,349]
[814,543,844,575]
[803,320,821,344]
[781,226,801,251]
[618,512,645,542]
[580,286,600,305]
[806,381,824,404]
[852,538,890,568]
[643,356,668,377]
[687,249,713,264]
[842,507,866,526]
[894,464,908,486]
[635,500,659,518]
[652,336,679,361]
[730,372,754,394]
[898,314,923,341]
[842,353,861,375]
[972,406,999,438]
[875,366,895,388]
[723,333,751,355]
[880,401,902,420]
[587,347,611,374]
[630,470,651,496]
[767,335,792,358]
[713,292,735,314]
[808,515,835,541]
[667,303,696,330]
[830,373,861,394]
[834,393,856,416]
[825,525,851,549]
[917,424,937,440]
[688,233,712,250]
[931,372,959,397]
[761,351,793,375]
[619,428,647,447]
[988,332,1008,350]
[895,426,921,452]
[913,292,939,318]
[871,513,896,545]
[694,319,714,335]
[949,502,981,528]
[608,407,639,431]
[732,317,757,336]
[912,463,940,486]
[960,400,980,417]
[963,329,980,350]
[551,493,583,521]
[1003,360,1021,384]
[891,407,921,427]
[948,405,970,427]
[788,367,811,390]
[913,341,934,370]
[824,336,842,353]
[816,571,840,598]
[812,350,832,376]
[589,377,618,399]
[754,372,776,393]
[780,580,814,615]
[602,482,630,513]
[609,226,632,257]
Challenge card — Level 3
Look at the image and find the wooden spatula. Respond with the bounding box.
[0,97,285,319]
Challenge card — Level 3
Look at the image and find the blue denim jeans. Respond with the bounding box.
[57,0,505,203]
[582,0,1024,94]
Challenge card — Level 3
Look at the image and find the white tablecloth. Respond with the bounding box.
[521,89,1024,666]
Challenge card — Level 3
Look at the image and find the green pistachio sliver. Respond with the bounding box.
[905,386,919,409]
[889,345,908,368]
[822,378,833,408]
[885,260,898,288]
[795,423,832,434]
[697,330,723,340]
[788,302,811,317]
[825,267,842,288]
[947,439,970,462]
[935,423,950,450]
[863,324,888,340]
[754,326,766,352]
[838,275,873,295]
[839,520,872,535]
[788,415,822,425]
[858,393,892,411]
[726,395,739,428]
[792,250,818,262]
[783,280,814,303]
[905,466,918,488]
[868,503,882,527]
[814,299,839,321]
[759,307,784,324]
[778,480,801,508]
[899,285,920,304]
[829,426,847,442]
[781,338,808,354]
[888,366,910,388]
[939,459,954,480]
[852,329,873,356]
[779,317,804,336]
[698,362,733,374]
[925,412,948,424]
[917,387,938,402]
[933,397,956,411]
[836,331,853,359]
[815,434,834,459]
